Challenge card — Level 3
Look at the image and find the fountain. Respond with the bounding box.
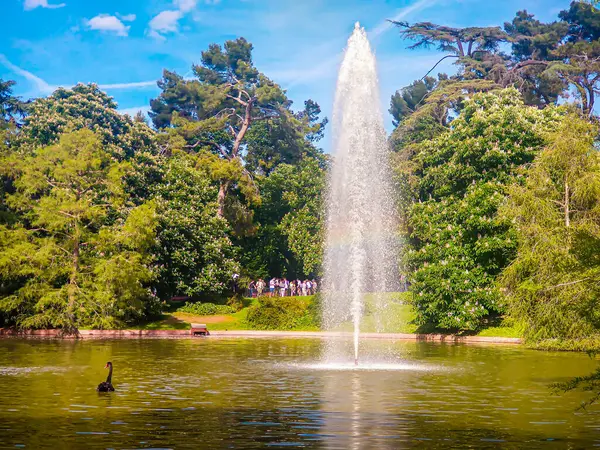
[321,23,398,365]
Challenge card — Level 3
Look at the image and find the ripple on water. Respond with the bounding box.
[282,361,443,372]
[0,366,64,376]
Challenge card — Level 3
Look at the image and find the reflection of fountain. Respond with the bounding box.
[322,22,398,365]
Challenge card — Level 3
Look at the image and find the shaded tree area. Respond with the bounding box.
[0,36,327,330]
[239,156,327,279]
[149,37,327,280]
[500,115,600,343]
[392,1,600,341]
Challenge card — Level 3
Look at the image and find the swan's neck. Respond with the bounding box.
[106,365,113,384]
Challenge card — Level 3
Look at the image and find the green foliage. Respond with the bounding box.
[0,41,328,330]
[245,296,320,330]
[405,89,564,331]
[240,157,326,278]
[392,2,600,122]
[226,293,245,312]
[18,84,156,158]
[389,76,441,127]
[177,302,235,316]
[152,153,239,299]
[150,38,326,225]
[0,79,26,128]
[552,365,600,410]
[559,1,600,42]
[500,115,600,342]
[0,130,159,330]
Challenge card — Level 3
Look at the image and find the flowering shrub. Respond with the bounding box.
[404,89,565,330]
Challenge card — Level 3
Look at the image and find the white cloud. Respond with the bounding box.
[148,0,213,39]
[24,0,65,10]
[99,80,156,90]
[148,9,183,39]
[0,54,57,95]
[119,14,136,22]
[87,14,130,37]
[174,0,198,13]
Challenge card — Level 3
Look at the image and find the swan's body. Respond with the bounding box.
[97,362,115,392]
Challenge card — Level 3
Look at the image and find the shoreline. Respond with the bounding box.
[0,328,521,344]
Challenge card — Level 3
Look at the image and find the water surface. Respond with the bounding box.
[0,338,598,449]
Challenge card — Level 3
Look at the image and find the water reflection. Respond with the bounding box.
[0,338,599,448]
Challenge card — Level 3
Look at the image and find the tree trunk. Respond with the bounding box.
[231,99,253,158]
[217,180,230,218]
[565,178,570,228]
[573,78,589,116]
[67,223,80,329]
[217,99,253,218]
[586,82,595,119]
[456,39,465,57]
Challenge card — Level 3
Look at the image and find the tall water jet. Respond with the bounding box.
[322,23,398,365]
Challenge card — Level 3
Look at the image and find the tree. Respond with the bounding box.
[389,76,440,127]
[151,153,239,299]
[549,40,600,118]
[559,1,600,42]
[392,2,600,119]
[500,115,600,342]
[0,79,25,225]
[404,89,564,330]
[503,11,567,107]
[18,83,155,159]
[244,100,327,175]
[239,156,326,278]
[391,21,508,58]
[150,38,326,218]
[0,130,158,330]
[0,79,26,129]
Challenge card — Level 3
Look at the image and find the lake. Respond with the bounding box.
[0,338,599,449]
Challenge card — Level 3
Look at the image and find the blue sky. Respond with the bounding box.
[2,0,570,150]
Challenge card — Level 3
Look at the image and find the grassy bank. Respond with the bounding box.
[138,292,521,338]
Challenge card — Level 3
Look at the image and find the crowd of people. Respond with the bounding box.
[248,278,318,297]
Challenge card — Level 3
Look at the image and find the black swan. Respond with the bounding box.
[97,362,115,392]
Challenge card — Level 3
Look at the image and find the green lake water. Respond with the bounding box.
[0,338,599,449]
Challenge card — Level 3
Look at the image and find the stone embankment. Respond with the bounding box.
[0,328,521,344]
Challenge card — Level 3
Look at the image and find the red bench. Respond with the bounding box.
[190,323,209,336]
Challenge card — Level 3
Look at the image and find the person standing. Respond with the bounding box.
[290,280,296,297]
[257,279,265,296]
[280,278,287,297]
[312,279,318,295]
[248,280,256,297]
[232,273,239,294]
[269,278,276,297]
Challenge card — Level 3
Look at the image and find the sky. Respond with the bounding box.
[2,0,570,151]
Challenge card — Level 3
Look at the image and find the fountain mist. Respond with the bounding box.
[322,23,398,364]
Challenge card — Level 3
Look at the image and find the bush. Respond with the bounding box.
[226,294,245,312]
[177,302,235,316]
[245,296,320,330]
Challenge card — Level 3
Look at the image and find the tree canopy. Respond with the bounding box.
[150,38,326,221]
[403,89,564,330]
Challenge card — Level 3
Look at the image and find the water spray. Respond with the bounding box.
[321,22,398,366]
